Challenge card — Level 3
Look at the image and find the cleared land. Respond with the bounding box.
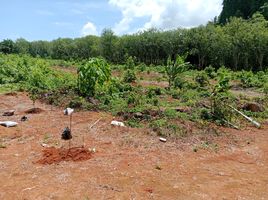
[0,92,267,199]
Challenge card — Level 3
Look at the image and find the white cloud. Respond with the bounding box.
[109,0,222,34]
[81,21,98,36]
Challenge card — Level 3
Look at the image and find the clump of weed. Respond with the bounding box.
[68,96,85,108]
[204,65,216,78]
[236,70,262,88]
[264,82,268,96]
[123,70,136,83]
[149,119,167,135]
[127,118,143,128]
[164,108,177,119]
[210,75,235,125]
[147,87,162,98]
[125,56,135,70]
[195,71,209,88]
[174,76,185,89]
[138,63,146,72]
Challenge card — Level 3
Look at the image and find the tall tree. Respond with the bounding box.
[15,38,30,54]
[0,39,16,54]
[100,29,117,62]
[219,0,268,24]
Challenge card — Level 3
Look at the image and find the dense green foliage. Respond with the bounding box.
[77,58,111,97]
[0,54,75,92]
[219,0,268,24]
[1,13,268,72]
[165,55,189,87]
[0,53,267,136]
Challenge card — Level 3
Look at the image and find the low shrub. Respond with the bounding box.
[195,71,209,87]
[204,65,216,78]
[123,70,136,83]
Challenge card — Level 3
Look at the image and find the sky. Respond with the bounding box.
[0,0,223,41]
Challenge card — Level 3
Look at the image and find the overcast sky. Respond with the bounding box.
[0,0,222,41]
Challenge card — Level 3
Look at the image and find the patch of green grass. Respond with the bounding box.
[0,83,20,94]
[127,118,143,128]
[163,108,177,119]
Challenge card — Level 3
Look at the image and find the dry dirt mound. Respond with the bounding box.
[242,102,265,112]
[36,147,92,165]
[25,107,43,114]
[4,92,17,96]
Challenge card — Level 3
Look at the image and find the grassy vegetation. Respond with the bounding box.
[0,54,267,139]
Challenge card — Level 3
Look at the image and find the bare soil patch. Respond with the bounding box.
[36,147,92,165]
[4,92,17,96]
[25,107,43,114]
[0,92,268,199]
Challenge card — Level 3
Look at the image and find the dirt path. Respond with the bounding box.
[0,93,267,199]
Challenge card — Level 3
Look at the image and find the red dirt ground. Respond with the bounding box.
[36,147,92,165]
[0,93,268,199]
[25,108,44,114]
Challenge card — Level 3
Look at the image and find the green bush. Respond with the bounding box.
[204,65,216,78]
[138,63,146,72]
[123,70,136,83]
[264,82,268,95]
[174,76,185,89]
[164,108,177,119]
[150,119,167,135]
[200,108,212,120]
[68,96,85,109]
[147,87,162,98]
[125,56,135,70]
[214,73,230,93]
[195,71,209,87]
[77,58,111,97]
[165,55,189,87]
[0,54,75,92]
[236,70,263,88]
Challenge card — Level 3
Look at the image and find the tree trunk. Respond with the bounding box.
[257,53,264,71]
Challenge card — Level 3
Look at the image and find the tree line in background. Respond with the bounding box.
[219,0,268,24]
[0,14,268,71]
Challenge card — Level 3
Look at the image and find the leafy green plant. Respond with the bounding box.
[125,56,135,70]
[123,69,136,83]
[195,71,209,87]
[204,65,216,78]
[147,87,162,98]
[164,108,177,119]
[77,58,111,97]
[174,76,185,89]
[150,119,167,135]
[236,70,259,87]
[200,108,212,120]
[138,63,146,72]
[29,88,39,108]
[217,66,231,78]
[264,82,268,93]
[68,96,85,109]
[127,118,142,128]
[210,75,234,125]
[165,55,189,88]
[214,73,230,93]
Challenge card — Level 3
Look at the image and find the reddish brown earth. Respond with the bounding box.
[36,147,92,165]
[25,108,44,114]
[0,93,268,199]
